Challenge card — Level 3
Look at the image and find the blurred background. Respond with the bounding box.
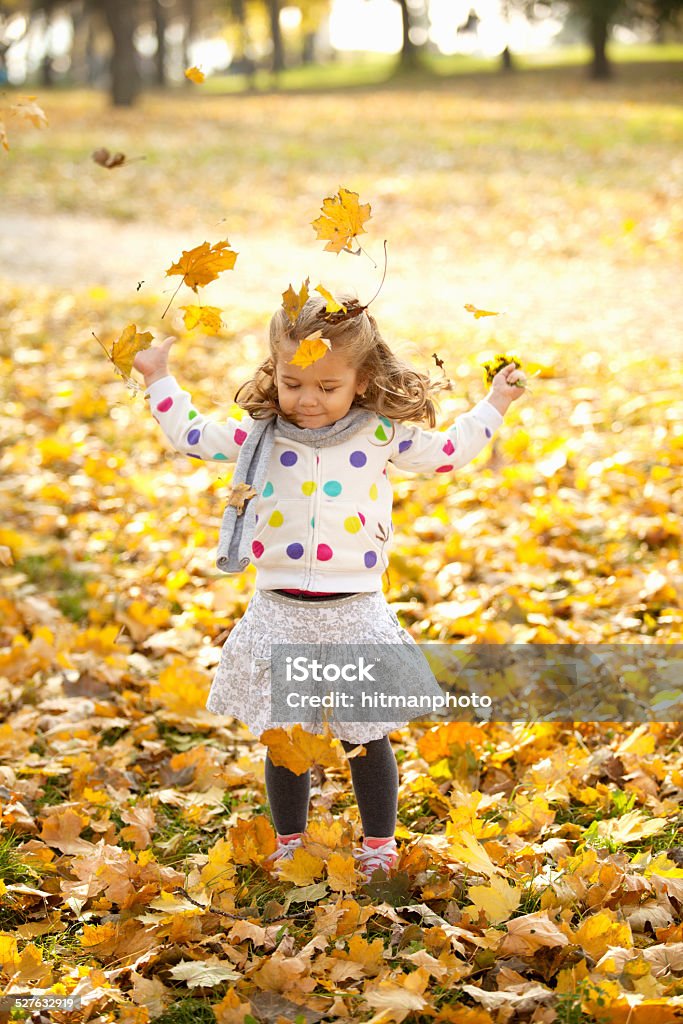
[2,0,683,95]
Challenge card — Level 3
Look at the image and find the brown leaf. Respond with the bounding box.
[92,147,127,169]
[226,482,257,514]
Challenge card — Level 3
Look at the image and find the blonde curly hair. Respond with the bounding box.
[234,292,446,427]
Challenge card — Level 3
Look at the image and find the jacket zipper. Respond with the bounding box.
[305,447,323,589]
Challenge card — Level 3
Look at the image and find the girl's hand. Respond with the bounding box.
[133,335,177,384]
[487,363,527,414]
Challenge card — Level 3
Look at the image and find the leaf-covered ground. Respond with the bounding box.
[1,61,683,1023]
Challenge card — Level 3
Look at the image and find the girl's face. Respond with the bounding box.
[275,341,368,428]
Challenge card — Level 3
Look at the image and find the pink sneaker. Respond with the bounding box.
[353,837,399,882]
[264,833,304,875]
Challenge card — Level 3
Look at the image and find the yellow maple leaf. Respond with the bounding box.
[327,852,359,892]
[261,724,343,775]
[180,304,224,334]
[0,95,47,153]
[110,324,153,379]
[572,910,633,961]
[465,303,500,319]
[468,875,521,925]
[311,186,371,254]
[276,847,325,886]
[151,658,211,717]
[335,934,386,973]
[315,285,347,314]
[0,933,20,970]
[448,830,507,879]
[166,239,238,292]
[200,837,237,893]
[11,96,48,129]
[229,816,276,866]
[289,332,331,369]
[185,66,205,83]
[282,277,310,324]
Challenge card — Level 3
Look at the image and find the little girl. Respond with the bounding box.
[133,294,524,881]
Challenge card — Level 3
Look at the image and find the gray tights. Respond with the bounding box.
[264,735,399,838]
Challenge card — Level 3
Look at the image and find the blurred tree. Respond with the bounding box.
[267,0,283,71]
[96,0,140,104]
[531,0,683,77]
[152,0,168,86]
[394,0,428,70]
[0,0,30,82]
[181,0,196,73]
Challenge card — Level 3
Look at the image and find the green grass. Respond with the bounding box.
[200,43,683,94]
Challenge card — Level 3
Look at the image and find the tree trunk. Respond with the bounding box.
[85,10,98,86]
[500,45,514,72]
[101,0,140,106]
[396,0,419,70]
[152,0,167,87]
[40,5,55,86]
[182,0,197,76]
[269,0,284,73]
[588,13,611,79]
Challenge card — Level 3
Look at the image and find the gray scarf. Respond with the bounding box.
[216,406,374,573]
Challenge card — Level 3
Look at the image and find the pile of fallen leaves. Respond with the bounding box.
[1,278,682,1022]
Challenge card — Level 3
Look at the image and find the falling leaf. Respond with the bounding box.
[110,324,153,379]
[180,304,224,335]
[315,285,347,314]
[92,148,126,169]
[166,239,238,292]
[465,303,500,319]
[289,332,332,369]
[282,278,310,324]
[0,546,13,566]
[226,482,257,515]
[184,66,205,83]
[1,94,47,151]
[11,96,47,129]
[311,186,371,254]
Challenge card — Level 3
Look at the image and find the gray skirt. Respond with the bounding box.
[206,589,418,744]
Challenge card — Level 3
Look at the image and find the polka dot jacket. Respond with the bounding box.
[144,374,504,592]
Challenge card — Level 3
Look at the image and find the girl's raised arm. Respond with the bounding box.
[388,396,503,474]
[134,337,253,465]
[388,361,523,474]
